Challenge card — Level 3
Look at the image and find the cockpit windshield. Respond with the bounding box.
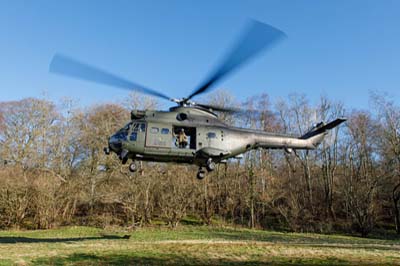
[131,122,146,132]
[123,122,133,131]
[117,122,146,135]
[115,122,132,135]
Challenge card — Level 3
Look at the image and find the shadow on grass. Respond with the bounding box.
[32,252,352,266]
[0,234,129,244]
[210,231,400,251]
[202,228,400,245]
[367,229,400,241]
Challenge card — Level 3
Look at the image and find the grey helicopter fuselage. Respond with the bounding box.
[107,106,344,171]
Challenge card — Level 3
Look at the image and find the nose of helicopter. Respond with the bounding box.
[108,133,124,153]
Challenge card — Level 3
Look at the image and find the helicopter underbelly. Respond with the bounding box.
[136,154,195,164]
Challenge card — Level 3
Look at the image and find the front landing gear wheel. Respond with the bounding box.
[206,159,216,172]
[197,168,206,180]
[129,162,137,173]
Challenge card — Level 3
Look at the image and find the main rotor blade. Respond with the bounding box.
[196,103,276,118]
[49,54,172,101]
[196,103,240,113]
[186,20,286,101]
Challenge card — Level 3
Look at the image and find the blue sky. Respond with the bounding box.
[1,0,399,110]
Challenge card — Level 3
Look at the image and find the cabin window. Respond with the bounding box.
[130,132,137,141]
[207,132,216,139]
[161,128,170,134]
[150,127,159,134]
[140,123,146,132]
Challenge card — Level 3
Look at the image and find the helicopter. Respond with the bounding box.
[49,20,346,179]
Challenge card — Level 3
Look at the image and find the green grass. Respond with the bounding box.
[0,225,399,265]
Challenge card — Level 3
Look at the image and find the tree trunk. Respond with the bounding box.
[393,182,400,234]
[248,157,256,229]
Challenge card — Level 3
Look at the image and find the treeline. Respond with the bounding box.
[0,91,400,237]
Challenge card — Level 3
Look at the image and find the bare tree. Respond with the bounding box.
[372,93,400,233]
[205,89,238,125]
[343,111,380,237]
[275,94,316,208]
[0,98,68,228]
[74,103,128,218]
[158,165,198,227]
[123,91,160,111]
[315,97,346,221]
[0,167,30,229]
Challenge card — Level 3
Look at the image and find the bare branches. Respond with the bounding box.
[0,92,399,237]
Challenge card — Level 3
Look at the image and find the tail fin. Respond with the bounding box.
[300,118,346,140]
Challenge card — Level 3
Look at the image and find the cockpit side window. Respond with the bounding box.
[130,132,137,141]
[207,132,216,139]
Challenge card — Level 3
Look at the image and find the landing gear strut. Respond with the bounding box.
[119,150,129,165]
[197,167,206,180]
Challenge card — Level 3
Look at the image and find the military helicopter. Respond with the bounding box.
[50,20,346,179]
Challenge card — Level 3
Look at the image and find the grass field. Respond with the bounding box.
[0,225,399,265]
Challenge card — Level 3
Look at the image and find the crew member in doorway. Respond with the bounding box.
[176,128,188,148]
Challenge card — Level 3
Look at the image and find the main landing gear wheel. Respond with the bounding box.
[129,162,137,173]
[197,168,206,180]
[206,159,215,172]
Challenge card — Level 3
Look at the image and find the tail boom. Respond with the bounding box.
[252,118,346,151]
